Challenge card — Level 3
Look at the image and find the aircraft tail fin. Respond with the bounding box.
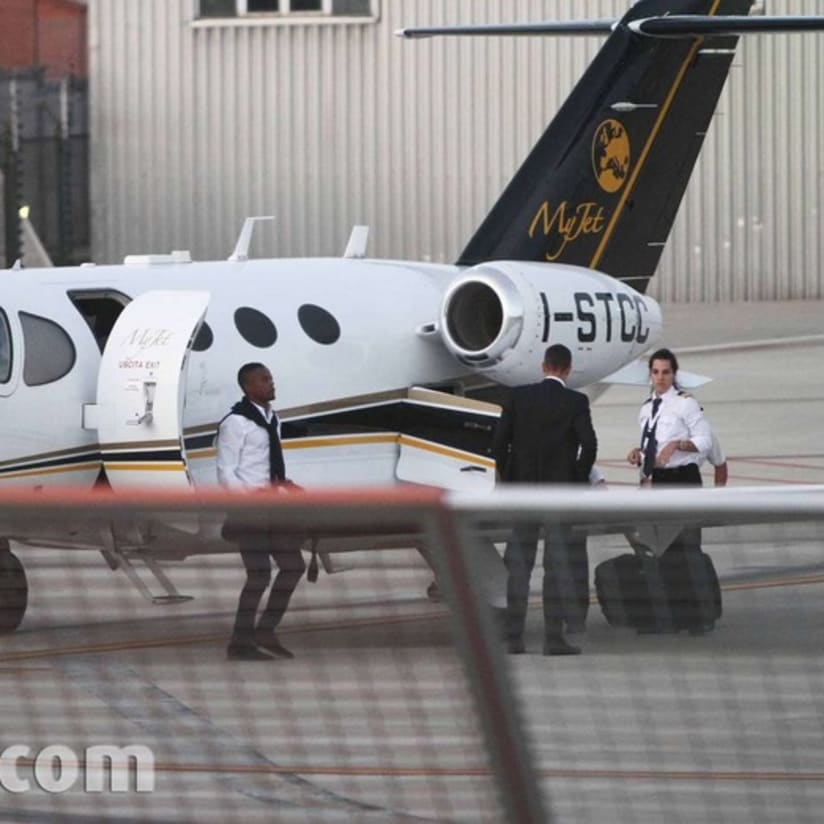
[402,1,824,292]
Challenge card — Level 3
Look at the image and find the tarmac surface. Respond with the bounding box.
[0,300,823,823]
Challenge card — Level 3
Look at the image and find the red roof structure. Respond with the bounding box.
[0,0,87,79]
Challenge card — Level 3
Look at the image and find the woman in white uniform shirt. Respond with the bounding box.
[627,348,712,488]
[627,347,712,561]
[626,349,720,634]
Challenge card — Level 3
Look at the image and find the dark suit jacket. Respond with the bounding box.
[493,378,597,484]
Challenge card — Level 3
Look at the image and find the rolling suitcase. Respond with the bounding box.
[659,549,722,631]
[595,550,721,631]
[595,553,657,628]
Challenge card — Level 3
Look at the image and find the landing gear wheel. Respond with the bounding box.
[0,550,28,632]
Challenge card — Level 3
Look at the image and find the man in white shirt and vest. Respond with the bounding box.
[217,362,306,661]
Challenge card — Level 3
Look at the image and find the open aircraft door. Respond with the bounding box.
[94,290,210,491]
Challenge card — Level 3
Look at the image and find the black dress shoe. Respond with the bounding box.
[507,638,526,654]
[543,636,581,656]
[255,633,295,659]
[227,643,273,661]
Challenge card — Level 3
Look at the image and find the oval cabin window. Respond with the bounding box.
[192,321,214,352]
[234,307,277,348]
[298,304,340,345]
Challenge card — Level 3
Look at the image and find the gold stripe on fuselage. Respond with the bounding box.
[98,438,182,452]
[281,432,494,469]
[398,435,496,469]
[0,462,102,481]
[0,445,100,470]
[282,434,397,451]
[104,463,187,472]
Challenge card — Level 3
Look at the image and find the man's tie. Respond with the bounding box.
[642,397,662,478]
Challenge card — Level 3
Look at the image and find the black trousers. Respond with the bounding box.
[229,527,306,646]
[567,533,590,626]
[651,463,702,555]
[649,462,718,629]
[504,523,585,640]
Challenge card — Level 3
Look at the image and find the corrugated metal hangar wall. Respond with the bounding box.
[87,0,824,302]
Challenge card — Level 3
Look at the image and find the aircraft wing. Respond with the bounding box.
[449,484,824,556]
[2,484,822,624]
[4,484,822,559]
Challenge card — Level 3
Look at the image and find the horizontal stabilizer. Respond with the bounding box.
[398,15,824,41]
[632,15,824,38]
[600,359,711,389]
[396,20,616,39]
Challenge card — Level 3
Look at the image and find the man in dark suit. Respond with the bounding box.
[493,344,597,656]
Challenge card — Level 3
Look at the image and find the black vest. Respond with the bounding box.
[228,397,286,483]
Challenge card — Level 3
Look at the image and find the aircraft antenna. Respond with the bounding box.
[343,225,370,258]
[228,215,274,262]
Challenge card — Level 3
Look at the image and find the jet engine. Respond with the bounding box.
[438,261,662,388]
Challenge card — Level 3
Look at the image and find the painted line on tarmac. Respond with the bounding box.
[725,474,820,484]
[721,573,824,592]
[678,334,824,354]
[734,453,824,461]
[727,455,824,469]
[102,760,824,784]
[582,574,824,602]
[3,573,822,664]
[536,767,824,783]
[0,608,451,663]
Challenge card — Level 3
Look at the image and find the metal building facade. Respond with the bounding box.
[87,0,824,302]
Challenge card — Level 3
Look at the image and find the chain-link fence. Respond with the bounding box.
[0,486,823,822]
[0,68,89,268]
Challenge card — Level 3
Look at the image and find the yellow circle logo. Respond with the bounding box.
[592,119,630,194]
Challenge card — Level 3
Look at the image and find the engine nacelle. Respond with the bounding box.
[439,261,662,388]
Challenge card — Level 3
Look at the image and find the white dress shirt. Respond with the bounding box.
[638,386,712,468]
[589,465,606,486]
[703,429,726,468]
[216,402,280,490]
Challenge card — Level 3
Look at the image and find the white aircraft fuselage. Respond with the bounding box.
[4,1,823,632]
[0,255,661,493]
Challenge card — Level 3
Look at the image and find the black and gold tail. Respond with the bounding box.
[401,1,824,293]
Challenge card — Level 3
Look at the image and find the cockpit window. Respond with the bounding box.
[0,310,12,383]
[19,312,76,386]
